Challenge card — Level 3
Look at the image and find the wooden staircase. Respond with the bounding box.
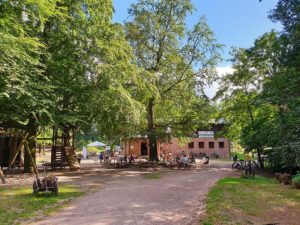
[51,146,67,169]
[51,146,79,170]
[50,127,79,170]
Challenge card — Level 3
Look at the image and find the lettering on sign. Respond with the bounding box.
[198,131,214,138]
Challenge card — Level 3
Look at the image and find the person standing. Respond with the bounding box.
[129,153,134,164]
[99,152,103,164]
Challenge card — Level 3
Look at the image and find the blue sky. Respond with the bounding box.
[112,0,282,97]
[113,0,282,66]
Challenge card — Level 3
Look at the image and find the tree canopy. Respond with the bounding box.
[0,0,143,171]
[125,0,222,160]
[216,0,300,172]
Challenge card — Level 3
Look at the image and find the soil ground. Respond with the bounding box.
[2,159,237,225]
[4,159,234,225]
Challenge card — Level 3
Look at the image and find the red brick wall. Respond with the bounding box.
[122,137,230,158]
[122,138,161,156]
[161,138,230,158]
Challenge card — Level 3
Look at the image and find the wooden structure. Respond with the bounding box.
[0,133,22,169]
[0,126,79,176]
[49,127,79,170]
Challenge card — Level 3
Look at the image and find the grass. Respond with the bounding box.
[0,184,83,225]
[143,172,163,179]
[203,176,300,225]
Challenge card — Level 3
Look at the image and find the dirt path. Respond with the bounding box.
[26,160,235,225]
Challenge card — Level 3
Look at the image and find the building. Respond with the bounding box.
[160,137,230,158]
[122,137,162,157]
[122,124,231,158]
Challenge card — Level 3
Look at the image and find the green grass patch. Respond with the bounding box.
[203,176,300,225]
[142,172,163,179]
[0,184,83,225]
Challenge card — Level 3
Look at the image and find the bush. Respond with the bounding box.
[266,142,300,174]
[292,174,300,189]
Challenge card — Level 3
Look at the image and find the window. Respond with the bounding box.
[209,142,214,148]
[219,142,224,148]
[188,142,194,148]
[198,142,204,148]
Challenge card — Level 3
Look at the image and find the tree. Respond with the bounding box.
[263,0,300,172]
[215,32,282,168]
[125,0,221,160]
[0,0,143,171]
[216,0,300,171]
[0,0,65,172]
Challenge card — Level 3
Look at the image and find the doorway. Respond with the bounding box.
[141,143,148,155]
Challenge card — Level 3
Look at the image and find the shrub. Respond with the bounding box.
[292,174,300,189]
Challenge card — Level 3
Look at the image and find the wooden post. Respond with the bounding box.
[9,133,28,169]
[0,167,5,184]
[24,142,39,176]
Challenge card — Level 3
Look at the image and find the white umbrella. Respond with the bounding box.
[87,141,106,147]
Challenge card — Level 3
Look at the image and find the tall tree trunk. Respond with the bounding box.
[247,102,264,168]
[63,126,71,147]
[24,142,39,176]
[148,98,158,161]
[257,147,264,169]
[24,115,38,173]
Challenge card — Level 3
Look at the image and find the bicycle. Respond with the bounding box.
[232,160,256,177]
[232,159,243,171]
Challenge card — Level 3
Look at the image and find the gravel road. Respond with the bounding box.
[27,161,234,225]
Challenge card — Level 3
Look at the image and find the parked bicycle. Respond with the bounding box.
[232,160,257,177]
[232,159,243,171]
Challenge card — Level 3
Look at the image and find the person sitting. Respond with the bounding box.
[129,153,134,164]
[182,154,189,166]
[175,154,181,163]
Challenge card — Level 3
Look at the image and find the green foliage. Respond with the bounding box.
[292,174,300,184]
[230,151,245,160]
[0,0,145,151]
[125,0,222,160]
[216,1,300,171]
[0,0,65,127]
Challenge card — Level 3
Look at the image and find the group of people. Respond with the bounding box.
[160,150,196,166]
[98,152,134,165]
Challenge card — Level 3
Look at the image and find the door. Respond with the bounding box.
[141,143,148,155]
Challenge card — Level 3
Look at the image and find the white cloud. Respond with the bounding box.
[204,66,234,99]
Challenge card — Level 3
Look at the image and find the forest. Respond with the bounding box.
[0,0,299,173]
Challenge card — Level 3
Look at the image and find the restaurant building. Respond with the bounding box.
[122,124,231,159]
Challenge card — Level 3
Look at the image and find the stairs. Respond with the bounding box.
[51,146,79,170]
[51,146,67,169]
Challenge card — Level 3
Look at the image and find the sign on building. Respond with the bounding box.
[198,131,214,138]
